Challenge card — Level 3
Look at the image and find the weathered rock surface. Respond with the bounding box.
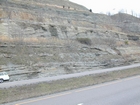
[0,0,140,81]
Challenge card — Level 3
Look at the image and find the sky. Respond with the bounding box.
[70,0,140,16]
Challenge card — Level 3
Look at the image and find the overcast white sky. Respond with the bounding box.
[70,0,140,16]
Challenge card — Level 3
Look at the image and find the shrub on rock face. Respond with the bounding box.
[125,40,129,45]
[77,38,92,45]
[89,9,92,12]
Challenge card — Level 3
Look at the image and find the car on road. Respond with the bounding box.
[0,72,10,83]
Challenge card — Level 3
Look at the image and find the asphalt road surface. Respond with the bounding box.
[7,75,140,105]
[0,63,140,88]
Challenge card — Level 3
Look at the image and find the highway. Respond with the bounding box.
[0,63,140,88]
[7,75,140,105]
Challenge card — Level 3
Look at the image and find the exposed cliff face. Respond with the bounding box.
[0,0,140,81]
[0,0,119,39]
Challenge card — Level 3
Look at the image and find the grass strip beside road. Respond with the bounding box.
[0,67,140,104]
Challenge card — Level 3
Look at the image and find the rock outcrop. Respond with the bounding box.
[0,0,140,81]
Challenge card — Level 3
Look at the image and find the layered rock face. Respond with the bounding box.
[0,0,140,81]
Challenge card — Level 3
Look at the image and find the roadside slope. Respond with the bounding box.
[0,63,140,88]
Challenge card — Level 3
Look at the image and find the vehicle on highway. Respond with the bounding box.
[0,72,10,83]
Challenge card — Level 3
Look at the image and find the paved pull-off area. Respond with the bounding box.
[6,75,140,105]
[0,63,140,88]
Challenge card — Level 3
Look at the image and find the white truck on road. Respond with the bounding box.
[0,72,10,83]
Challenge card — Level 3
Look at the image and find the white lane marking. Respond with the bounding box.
[77,103,83,105]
